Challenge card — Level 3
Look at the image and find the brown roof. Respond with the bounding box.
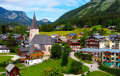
[68,40,80,43]
[26,46,39,56]
[30,13,38,29]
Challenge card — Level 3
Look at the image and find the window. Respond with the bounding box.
[116,53,118,56]
[116,58,118,61]
[112,57,114,60]
[112,53,114,55]
[37,56,39,59]
[112,45,114,48]
[40,55,42,58]
[14,71,16,74]
[116,41,119,44]
[112,41,114,43]
[31,57,34,59]
[27,57,29,59]
[49,47,50,52]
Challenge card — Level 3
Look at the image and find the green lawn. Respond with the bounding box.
[75,55,93,64]
[0,67,5,72]
[0,74,6,76]
[0,56,13,72]
[85,71,115,76]
[0,56,13,63]
[20,57,89,76]
[0,53,16,55]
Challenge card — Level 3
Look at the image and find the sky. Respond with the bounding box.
[0,0,90,22]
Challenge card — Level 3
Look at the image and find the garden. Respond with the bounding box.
[74,52,93,64]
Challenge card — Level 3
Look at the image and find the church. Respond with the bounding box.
[29,13,55,55]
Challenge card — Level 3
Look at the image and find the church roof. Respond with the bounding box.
[30,35,55,45]
[30,13,38,29]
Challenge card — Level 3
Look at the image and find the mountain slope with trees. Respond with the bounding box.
[56,0,120,27]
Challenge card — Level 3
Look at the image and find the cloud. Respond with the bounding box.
[0,0,86,12]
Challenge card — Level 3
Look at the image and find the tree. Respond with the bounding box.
[61,41,66,46]
[63,44,72,55]
[6,34,19,53]
[70,60,82,73]
[51,43,62,59]
[61,49,68,66]
[40,68,63,76]
[62,23,74,31]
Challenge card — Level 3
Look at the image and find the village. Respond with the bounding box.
[0,13,119,76]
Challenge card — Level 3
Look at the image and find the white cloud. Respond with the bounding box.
[0,0,86,12]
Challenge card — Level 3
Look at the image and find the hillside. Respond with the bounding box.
[0,7,52,25]
[56,0,120,27]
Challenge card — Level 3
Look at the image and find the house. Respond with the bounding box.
[18,46,44,65]
[66,40,80,51]
[86,36,108,49]
[73,25,77,28]
[59,36,68,43]
[25,46,44,65]
[109,34,120,49]
[51,34,59,38]
[52,37,62,43]
[83,25,88,28]
[23,40,29,47]
[66,33,77,40]
[102,50,120,68]
[79,32,84,37]
[108,26,116,30]
[0,45,10,53]
[6,62,19,76]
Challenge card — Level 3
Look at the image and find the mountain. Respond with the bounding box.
[0,7,52,25]
[56,0,120,27]
[38,19,52,25]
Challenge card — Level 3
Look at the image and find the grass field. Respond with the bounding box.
[39,28,92,36]
[20,57,89,76]
[0,67,5,72]
[0,53,16,55]
[0,56,13,63]
[85,71,115,76]
[0,74,5,76]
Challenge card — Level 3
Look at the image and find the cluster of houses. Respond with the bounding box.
[79,33,120,68]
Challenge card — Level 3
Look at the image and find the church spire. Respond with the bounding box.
[30,12,38,29]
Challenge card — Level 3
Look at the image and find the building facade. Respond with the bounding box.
[86,36,108,49]
[109,34,120,49]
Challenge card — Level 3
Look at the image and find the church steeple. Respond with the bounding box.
[30,12,38,29]
[30,12,39,41]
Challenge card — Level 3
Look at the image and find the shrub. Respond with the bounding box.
[98,63,120,76]
[75,52,92,61]
[70,60,82,74]
[40,68,64,76]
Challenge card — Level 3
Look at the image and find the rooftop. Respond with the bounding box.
[80,48,120,53]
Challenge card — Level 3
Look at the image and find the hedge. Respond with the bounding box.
[98,63,120,76]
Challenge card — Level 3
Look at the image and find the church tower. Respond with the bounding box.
[30,13,39,41]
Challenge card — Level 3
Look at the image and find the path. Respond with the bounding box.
[70,52,100,72]
[0,55,21,60]
[64,52,100,76]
